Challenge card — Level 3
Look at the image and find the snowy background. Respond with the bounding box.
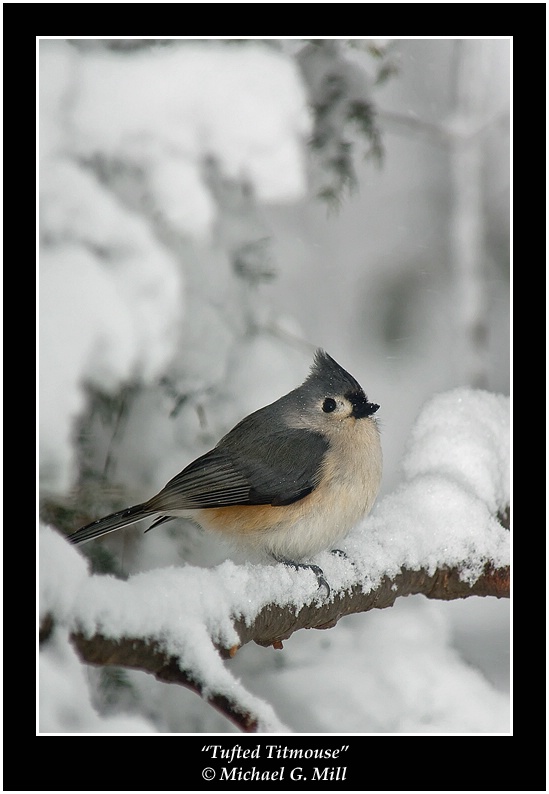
[38,38,511,734]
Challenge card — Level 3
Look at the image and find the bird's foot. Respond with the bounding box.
[275,557,330,597]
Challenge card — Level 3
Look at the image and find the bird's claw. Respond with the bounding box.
[306,563,331,598]
[275,557,331,598]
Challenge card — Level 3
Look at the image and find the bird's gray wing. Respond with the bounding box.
[150,428,329,510]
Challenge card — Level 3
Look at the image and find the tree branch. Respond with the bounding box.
[69,633,260,732]
[61,560,509,732]
[231,561,509,651]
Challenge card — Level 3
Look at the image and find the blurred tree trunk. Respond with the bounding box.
[449,40,495,388]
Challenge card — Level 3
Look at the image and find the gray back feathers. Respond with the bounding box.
[154,349,359,510]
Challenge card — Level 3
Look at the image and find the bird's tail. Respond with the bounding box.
[68,503,155,545]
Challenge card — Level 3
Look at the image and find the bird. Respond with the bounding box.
[68,349,382,593]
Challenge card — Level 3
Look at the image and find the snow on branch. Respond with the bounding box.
[40,389,510,732]
[54,556,507,733]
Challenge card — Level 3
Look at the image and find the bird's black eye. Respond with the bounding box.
[322,397,337,413]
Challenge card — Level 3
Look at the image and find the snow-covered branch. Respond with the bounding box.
[41,553,508,733]
[41,528,508,733]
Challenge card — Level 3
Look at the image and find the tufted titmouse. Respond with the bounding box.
[68,350,382,590]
